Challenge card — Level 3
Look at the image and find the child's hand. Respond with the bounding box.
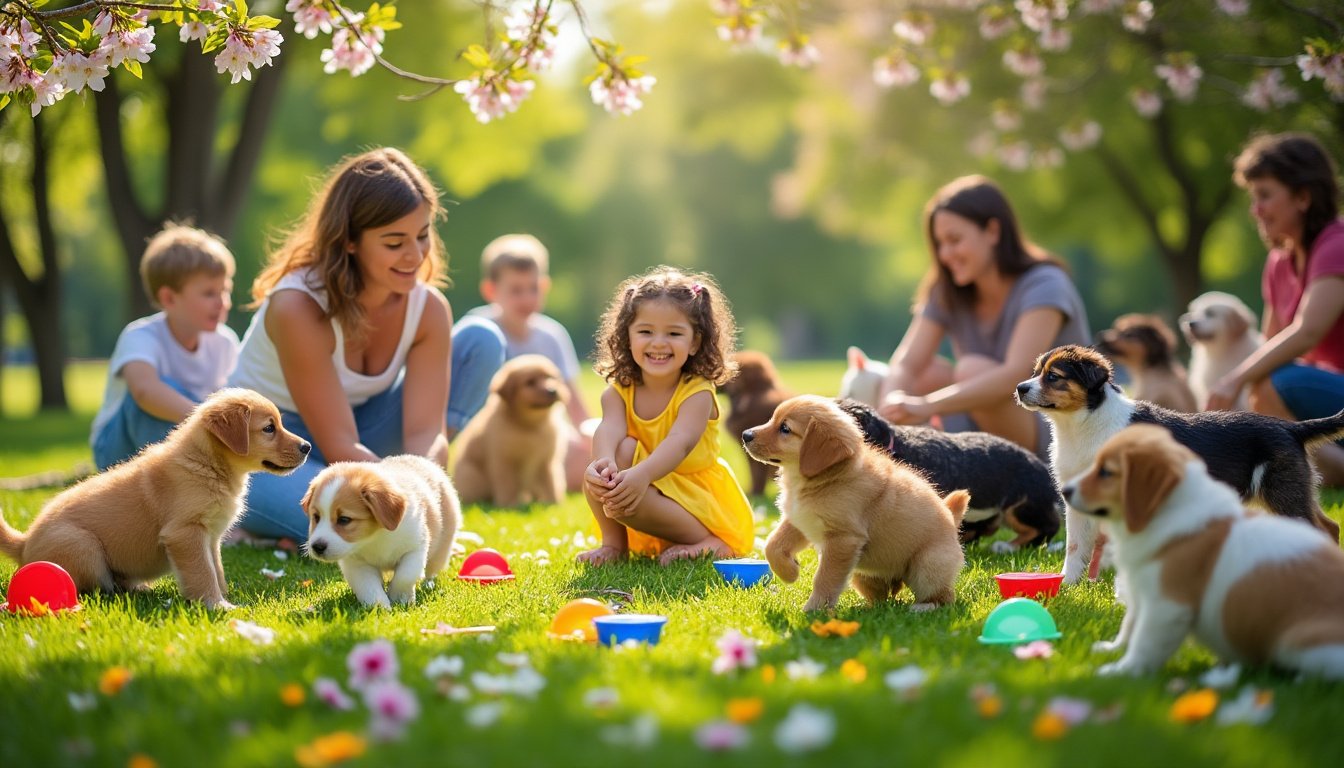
[601,467,650,517]
[585,458,618,491]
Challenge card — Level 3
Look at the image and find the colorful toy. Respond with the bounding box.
[592,614,669,646]
[712,558,772,587]
[2,561,80,615]
[457,548,515,584]
[978,598,1062,645]
[547,598,614,642]
[994,571,1064,600]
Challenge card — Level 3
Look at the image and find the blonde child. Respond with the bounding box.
[578,266,755,566]
[91,224,239,470]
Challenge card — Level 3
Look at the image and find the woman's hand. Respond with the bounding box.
[879,392,933,425]
[602,466,651,518]
[1205,377,1244,412]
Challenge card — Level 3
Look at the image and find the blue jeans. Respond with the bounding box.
[238,318,504,540]
[1271,363,1344,451]
[92,378,194,471]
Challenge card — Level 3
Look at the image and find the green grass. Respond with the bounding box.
[2,361,1343,767]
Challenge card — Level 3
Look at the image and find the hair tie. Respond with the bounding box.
[690,283,703,298]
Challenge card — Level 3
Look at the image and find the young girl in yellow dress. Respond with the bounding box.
[577,266,755,566]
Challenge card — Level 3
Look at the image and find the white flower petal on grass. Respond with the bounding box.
[424,655,464,680]
[67,692,97,712]
[1216,687,1274,726]
[510,667,547,699]
[273,550,289,561]
[496,652,530,668]
[1199,664,1242,690]
[773,704,835,753]
[784,656,825,681]
[472,671,513,696]
[229,619,276,646]
[884,665,928,694]
[695,720,750,751]
[583,687,620,709]
[260,567,285,580]
[466,701,506,729]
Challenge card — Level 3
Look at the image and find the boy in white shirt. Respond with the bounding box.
[91,224,240,470]
[465,233,593,490]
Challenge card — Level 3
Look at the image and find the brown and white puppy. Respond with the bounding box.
[0,388,310,609]
[1016,345,1344,584]
[743,395,968,612]
[1179,291,1264,410]
[452,354,568,506]
[1062,424,1344,678]
[723,350,793,495]
[302,455,461,608]
[1095,313,1198,412]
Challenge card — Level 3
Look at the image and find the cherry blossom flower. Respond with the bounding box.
[773,704,835,753]
[1296,49,1344,100]
[695,721,750,751]
[873,52,920,88]
[1122,1,1154,33]
[50,51,110,94]
[1216,0,1249,16]
[892,13,935,46]
[1241,69,1300,111]
[590,72,654,116]
[992,102,1022,131]
[1216,687,1274,726]
[711,630,758,674]
[999,140,1032,171]
[978,8,1018,40]
[347,639,398,690]
[1020,78,1047,109]
[784,656,825,681]
[1130,86,1162,116]
[455,75,536,123]
[3,17,41,57]
[716,14,761,47]
[968,131,998,159]
[465,701,506,729]
[364,680,420,741]
[104,26,157,69]
[505,3,557,71]
[287,0,336,40]
[1003,47,1044,78]
[1058,121,1102,151]
[709,0,742,14]
[929,72,970,105]
[179,21,210,43]
[1156,55,1203,101]
[1039,25,1071,52]
[1015,0,1066,33]
[230,619,276,646]
[778,37,820,68]
[1033,145,1064,168]
[320,23,383,77]
[313,677,356,711]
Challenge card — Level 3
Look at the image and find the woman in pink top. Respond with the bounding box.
[1209,133,1344,486]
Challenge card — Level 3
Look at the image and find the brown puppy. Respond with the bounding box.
[1095,313,1198,412]
[723,350,793,495]
[744,395,968,612]
[1062,425,1344,678]
[452,354,568,506]
[0,389,310,609]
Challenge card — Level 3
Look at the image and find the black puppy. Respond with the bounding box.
[837,399,1062,550]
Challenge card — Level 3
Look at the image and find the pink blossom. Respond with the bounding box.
[892,14,934,46]
[1020,78,1047,109]
[1003,47,1043,78]
[998,140,1032,171]
[1130,86,1162,116]
[873,52,920,88]
[3,18,41,57]
[716,15,761,47]
[589,73,655,116]
[29,72,66,116]
[1039,25,1071,52]
[711,630,757,675]
[50,51,109,94]
[1033,145,1064,169]
[364,679,420,741]
[1015,0,1065,33]
[92,11,115,38]
[347,639,399,691]
[992,102,1022,131]
[455,75,536,123]
[320,23,383,77]
[1216,0,1249,16]
[1014,639,1058,658]
[179,21,211,43]
[1297,51,1344,100]
[978,9,1018,40]
[104,27,157,68]
[930,72,970,105]
[778,39,820,68]
[313,677,356,711]
[709,0,742,15]
[287,0,336,39]
[215,28,283,84]
[1242,69,1299,111]
[506,3,557,71]
[1059,121,1102,151]
[1122,1,1154,33]
[1156,57,1202,101]
[694,721,750,751]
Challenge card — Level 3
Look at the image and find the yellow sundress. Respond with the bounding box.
[614,375,755,558]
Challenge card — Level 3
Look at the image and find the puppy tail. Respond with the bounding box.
[0,510,25,562]
[942,490,971,525]
[1287,408,1344,447]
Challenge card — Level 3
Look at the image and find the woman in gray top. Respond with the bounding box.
[878,175,1091,458]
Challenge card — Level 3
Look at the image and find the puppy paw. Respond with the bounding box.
[802,595,836,612]
[1092,639,1123,654]
[989,541,1019,554]
[767,555,800,583]
[208,599,238,611]
[389,587,417,605]
[908,602,941,613]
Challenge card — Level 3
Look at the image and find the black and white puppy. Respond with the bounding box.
[837,399,1061,551]
[1016,344,1344,584]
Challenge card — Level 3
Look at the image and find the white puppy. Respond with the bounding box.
[302,455,461,608]
[838,346,889,407]
[1179,291,1264,410]
[1062,424,1344,679]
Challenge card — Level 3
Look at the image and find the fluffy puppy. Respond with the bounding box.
[1095,313,1198,413]
[452,354,568,506]
[723,350,794,495]
[1179,291,1264,410]
[838,346,889,407]
[744,395,968,612]
[838,399,1060,551]
[0,389,310,609]
[302,455,461,608]
[1016,345,1344,584]
[1062,424,1344,678]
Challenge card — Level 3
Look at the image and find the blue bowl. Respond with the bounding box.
[592,614,669,646]
[712,558,773,588]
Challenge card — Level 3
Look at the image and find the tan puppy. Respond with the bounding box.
[744,395,969,612]
[723,350,793,495]
[1062,424,1344,678]
[452,354,568,506]
[1095,313,1197,412]
[1179,291,1264,410]
[0,389,310,609]
[302,455,461,608]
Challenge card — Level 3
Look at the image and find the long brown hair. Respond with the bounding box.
[1234,132,1341,255]
[593,266,738,387]
[916,175,1061,313]
[250,148,448,340]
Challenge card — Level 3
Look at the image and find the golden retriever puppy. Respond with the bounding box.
[1095,313,1198,412]
[1179,291,1264,410]
[302,455,461,608]
[1062,424,1344,678]
[0,389,310,609]
[743,395,969,612]
[452,354,568,506]
[723,350,793,495]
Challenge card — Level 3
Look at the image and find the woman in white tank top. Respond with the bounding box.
[230,148,504,540]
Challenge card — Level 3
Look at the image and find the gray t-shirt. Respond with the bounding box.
[466,304,582,381]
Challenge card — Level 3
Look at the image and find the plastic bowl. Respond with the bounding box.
[592,614,669,647]
[995,571,1064,600]
[458,548,515,584]
[547,598,614,642]
[978,598,1062,645]
[3,561,80,615]
[712,558,773,588]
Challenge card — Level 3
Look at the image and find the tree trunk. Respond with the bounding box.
[94,74,157,321]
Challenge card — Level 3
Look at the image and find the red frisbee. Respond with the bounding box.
[3,561,81,615]
[457,548,515,584]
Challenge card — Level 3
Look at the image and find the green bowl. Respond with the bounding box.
[978,598,1063,645]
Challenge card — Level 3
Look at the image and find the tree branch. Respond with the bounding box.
[30,1,182,20]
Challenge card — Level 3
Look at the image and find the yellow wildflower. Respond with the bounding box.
[1170,689,1219,723]
[726,697,764,724]
[840,659,867,683]
[99,667,133,696]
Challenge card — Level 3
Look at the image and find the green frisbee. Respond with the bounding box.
[978,597,1063,645]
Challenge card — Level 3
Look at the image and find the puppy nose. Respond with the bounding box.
[310,540,326,555]
[1061,483,1075,498]
[1015,383,1031,397]
[299,441,312,455]
[742,429,754,444]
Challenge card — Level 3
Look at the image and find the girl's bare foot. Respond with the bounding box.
[577,545,628,566]
[658,535,733,566]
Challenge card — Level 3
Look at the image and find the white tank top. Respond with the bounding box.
[229,269,429,412]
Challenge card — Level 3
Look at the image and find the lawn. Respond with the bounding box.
[1,361,1342,768]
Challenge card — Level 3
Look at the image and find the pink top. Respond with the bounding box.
[1262,219,1344,373]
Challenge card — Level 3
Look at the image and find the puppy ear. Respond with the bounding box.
[1226,305,1251,339]
[493,369,520,403]
[299,481,318,519]
[799,416,856,478]
[204,401,252,455]
[361,478,406,531]
[847,346,866,370]
[1079,355,1114,392]
[1120,444,1182,534]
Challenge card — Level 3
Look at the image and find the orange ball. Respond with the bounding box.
[548,598,613,642]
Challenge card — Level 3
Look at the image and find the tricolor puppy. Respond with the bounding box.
[1016,344,1344,584]
[303,455,461,608]
[744,395,968,612]
[0,388,309,609]
[1095,313,1197,413]
[1062,424,1344,679]
[1179,291,1264,411]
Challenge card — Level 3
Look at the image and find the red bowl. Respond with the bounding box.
[995,572,1064,600]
